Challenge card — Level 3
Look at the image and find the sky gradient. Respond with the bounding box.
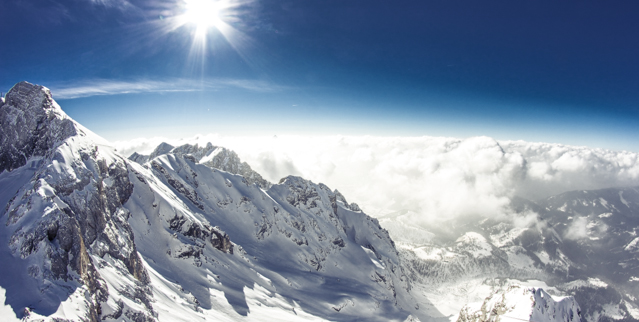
[1,0,638,151]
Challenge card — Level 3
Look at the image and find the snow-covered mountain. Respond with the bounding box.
[0,82,426,321]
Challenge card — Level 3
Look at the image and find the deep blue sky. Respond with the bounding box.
[1,0,638,151]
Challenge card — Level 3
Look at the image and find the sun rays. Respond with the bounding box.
[165,0,250,76]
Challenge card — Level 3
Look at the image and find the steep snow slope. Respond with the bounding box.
[124,152,425,321]
[0,82,426,321]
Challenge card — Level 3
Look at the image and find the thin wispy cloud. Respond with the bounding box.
[86,0,137,11]
[49,78,287,99]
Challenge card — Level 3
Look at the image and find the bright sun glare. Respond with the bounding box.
[171,0,242,68]
[184,0,222,29]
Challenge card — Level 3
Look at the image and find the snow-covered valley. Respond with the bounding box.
[1,81,638,322]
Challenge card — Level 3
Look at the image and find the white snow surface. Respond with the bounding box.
[0,286,20,321]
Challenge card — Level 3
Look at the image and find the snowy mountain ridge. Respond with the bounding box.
[128,141,270,190]
[0,81,426,321]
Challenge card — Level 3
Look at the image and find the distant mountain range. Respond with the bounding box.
[1,82,637,322]
[383,183,639,322]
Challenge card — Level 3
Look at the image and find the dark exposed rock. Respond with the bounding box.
[46,221,58,241]
[184,222,205,239]
[332,237,345,247]
[169,215,188,231]
[0,82,77,173]
[124,310,156,322]
[174,245,203,259]
[210,228,233,254]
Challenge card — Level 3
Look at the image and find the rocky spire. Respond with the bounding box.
[0,81,77,172]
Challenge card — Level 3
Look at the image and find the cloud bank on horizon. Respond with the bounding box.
[112,135,639,226]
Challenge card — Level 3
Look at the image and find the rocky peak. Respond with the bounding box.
[0,81,78,172]
[128,151,149,164]
[130,142,271,189]
[148,142,175,160]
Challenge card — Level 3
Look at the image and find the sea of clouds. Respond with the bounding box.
[113,135,639,227]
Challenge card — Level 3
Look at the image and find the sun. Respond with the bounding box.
[168,0,245,71]
[181,0,225,35]
[183,0,221,29]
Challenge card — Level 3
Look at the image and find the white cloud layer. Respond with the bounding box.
[49,78,286,99]
[112,135,639,226]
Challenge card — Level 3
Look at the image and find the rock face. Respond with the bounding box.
[0,82,77,172]
[0,82,425,321]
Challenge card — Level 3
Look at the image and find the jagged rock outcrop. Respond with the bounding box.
[0,82,77,173]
